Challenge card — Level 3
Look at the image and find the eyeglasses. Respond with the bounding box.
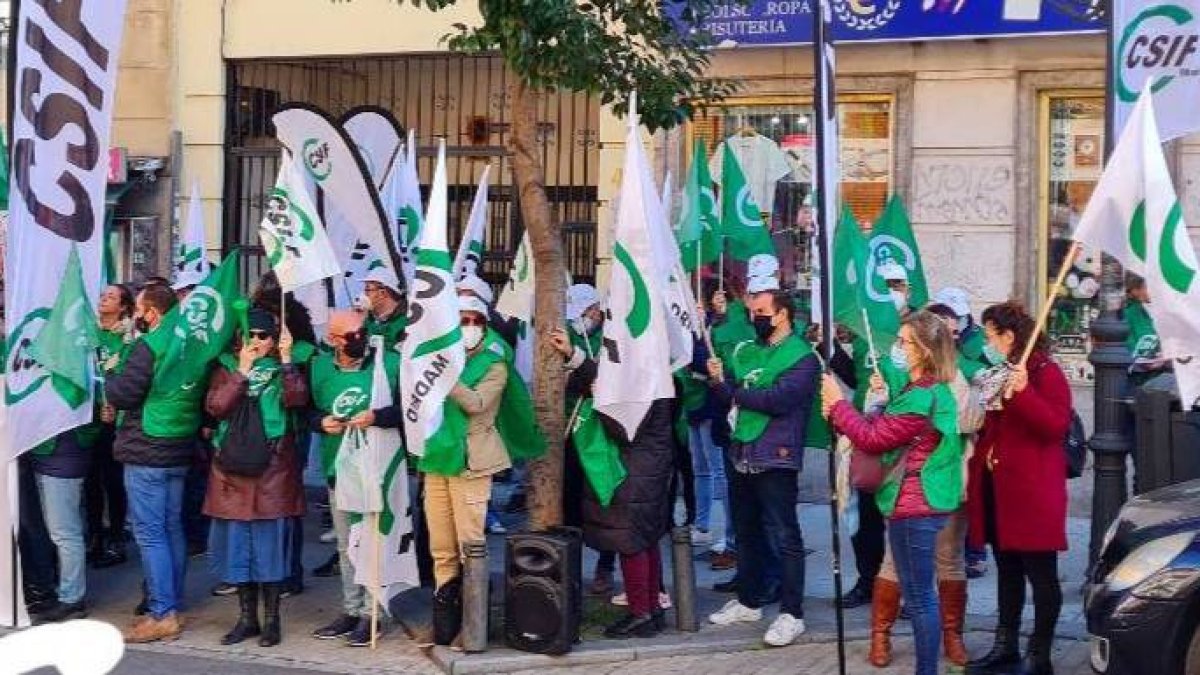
[460,316,487,327]
[248,330,273,340]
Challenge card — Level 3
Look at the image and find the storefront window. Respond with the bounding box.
[1043,94,1105,385]
[690,97,893,291]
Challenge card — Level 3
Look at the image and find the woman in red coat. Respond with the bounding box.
[966,302,1071,675]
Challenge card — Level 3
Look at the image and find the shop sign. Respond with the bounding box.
[674,0,1103,48]
[107,147,128,184]
[1112,0,1200,141]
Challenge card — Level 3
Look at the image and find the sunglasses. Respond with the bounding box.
[248,330,274,340]
[460,316,487,327]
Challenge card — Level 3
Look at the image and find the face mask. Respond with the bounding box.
[957,316,969,333]
[752,315,775,342]
[891,291,908,312]
[890,342,910,371]
[580,316,600,335]
[462,325,484,351]
[134,315,151,334]
[983,343,1006,366]
[342,332,367,359]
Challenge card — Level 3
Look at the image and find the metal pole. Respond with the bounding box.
[461,539,490,653]
[6,0,20,630]
[1089,0,1134,566]
[670,526,698,632]
[812,3,847,674]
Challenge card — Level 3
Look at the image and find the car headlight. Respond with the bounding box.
[1133,568,1200,600]
[1107,532,1195,592]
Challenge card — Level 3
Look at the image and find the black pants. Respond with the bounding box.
[84,425,125,540]
[995,550,1061,646]
[17,456,57,592]
[851,489,885,588]
[669,429,696,528]
[728,467,805,618]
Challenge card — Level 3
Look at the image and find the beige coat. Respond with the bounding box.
[449,361,511,479]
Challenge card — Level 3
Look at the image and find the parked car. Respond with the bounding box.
[1086,479,1200,675]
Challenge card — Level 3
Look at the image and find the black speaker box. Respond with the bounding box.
[504,527,583,655]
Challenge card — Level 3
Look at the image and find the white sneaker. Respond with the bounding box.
[319,529,337,544]
[691,529,713,547]
[611,592,628,607]
[708,599,762,626]
[658,592,672,610]
[764,613,806,647]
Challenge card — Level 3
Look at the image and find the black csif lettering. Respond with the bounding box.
[36,0,110,70]
[26,22,104,109]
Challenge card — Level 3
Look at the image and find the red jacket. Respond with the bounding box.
[967,351,1071,552]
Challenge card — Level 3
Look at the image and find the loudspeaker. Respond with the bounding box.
[504,527,582,655]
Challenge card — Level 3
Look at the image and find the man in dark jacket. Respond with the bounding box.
[106,284,200,643]
[707,289,819,648]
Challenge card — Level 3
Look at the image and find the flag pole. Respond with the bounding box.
[813,2,847,672]
[1017,241,1081,371]
[370,510,382,649]
[861,307,883,380]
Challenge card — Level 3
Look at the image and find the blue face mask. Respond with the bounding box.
[889,343,909,371]
[983,343,1006,366]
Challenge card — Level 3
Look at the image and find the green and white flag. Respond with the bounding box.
[720,145,775,262]
[395,129,425,285]
[154,252,243,393]
[652,171,697,372]
[400,140,466,458]
[453,164,492,281]
[496,232,536,322]
[1073,85,1200,407]
[173,182,212,289]
[259,156,342,292]
[28,247,100,410]
[348,337,419,608]
[594,95,675,440]
[678,140,721,273]
[833,206,900,352]
[867,195,929,308]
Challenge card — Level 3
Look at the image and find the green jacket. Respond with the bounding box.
[139,325,208,439]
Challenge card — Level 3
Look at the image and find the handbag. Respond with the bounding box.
[849,399,934,492]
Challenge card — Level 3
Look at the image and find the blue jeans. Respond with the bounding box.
[728,467,804,617]
[889,515,950,675]
[125,465,188,619]
[689,421,732,549]
[35,474,86,604]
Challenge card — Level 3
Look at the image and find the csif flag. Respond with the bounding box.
[651,170,697,371]
[395,129,425,285]
[1111,0,1200,142]
[867,195,929,308]
[28,247,100,410]
[833,205,900,351]
[174,182,212,288]
[1073,85,1200,408]
[400,140,466,458]
[453,164,493,281]
[496,231,536,322]
[258,155,342,292]
[153,252,244,393]
[720,144,775,262]
[677,140,721,273]
[594,94,675,440]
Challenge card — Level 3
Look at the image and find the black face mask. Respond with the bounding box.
[342,332,367,359]
[134,315,151,334]
[752,315,775,342]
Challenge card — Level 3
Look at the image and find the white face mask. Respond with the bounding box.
[891,291,908,312]
[578,316,599,335]
[462,325,484,351]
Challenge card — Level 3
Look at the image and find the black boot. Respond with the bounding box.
[1016,634,1055,675]
[220,583,261,645]
[966,626,1021,674]
[259,582,282,647]
[432,577,463,646]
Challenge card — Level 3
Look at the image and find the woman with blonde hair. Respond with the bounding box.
[822,310,964,675]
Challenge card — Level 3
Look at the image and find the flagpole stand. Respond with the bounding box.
[461,540,490,653]
[1087,257,1134,566]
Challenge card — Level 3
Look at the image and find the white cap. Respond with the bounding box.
[565,283,601,321]
[170,271,206,292]
[932,287,971,318]
[456,275,494,305]
[458,294,490,317]
[877,262,908,283]
[364,267,402,294]
[747,254,780,279]
[746,275,780,295]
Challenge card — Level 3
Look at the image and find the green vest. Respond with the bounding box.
[310,349,400,477]
[957,328,990,380]
[213,354,288,449]
[728,334,812,444]
[874,383,963,518]
[140,325,208,440]
[366,311,407,352]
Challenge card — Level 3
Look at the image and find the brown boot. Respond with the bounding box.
[123,612,183,643]
[939,579,969,666]
[868,578,901,668]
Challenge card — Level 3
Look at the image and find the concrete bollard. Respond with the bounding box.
[670,526,698,632]
[461,540,490,653]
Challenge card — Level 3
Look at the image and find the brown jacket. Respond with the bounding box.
[202,364,310,521]
[450,361,510,479]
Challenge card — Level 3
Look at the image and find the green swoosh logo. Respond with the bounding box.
[614,242,650,338]
[1159,201,1196,294]
[1130,200,1148,261]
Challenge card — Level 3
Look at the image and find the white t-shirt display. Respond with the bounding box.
[709,134,794,215]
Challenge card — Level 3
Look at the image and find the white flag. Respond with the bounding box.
[348,338,419,610]
[1112,0,1200,141]
[400,140,467,458]
[594,95,675,440]
[496,232,536,322]
[652,171,697,371]
[454,164,493,281]
[258,157,342,292]
[4,0,129,459]
[342,108,403,188]
[1073,86,1200,407]
[395,129,425,285]
[173,182,212,287]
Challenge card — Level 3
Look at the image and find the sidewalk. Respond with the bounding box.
[69,489,1094,675]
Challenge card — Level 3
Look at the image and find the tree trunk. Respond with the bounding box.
[510,80,567,530]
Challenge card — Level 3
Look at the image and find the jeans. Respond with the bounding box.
[35,474,87,605]
[689,421,732,548]
[18,457,57,593]
[880,509,967,582]
[888,515,949,675]
[728,467,805,618]
[125,465,188,619]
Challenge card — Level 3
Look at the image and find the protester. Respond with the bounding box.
[824,310,964,675]
[707,289,819,648]
[362,269,407,351]
[966,302,1071,675]
[106,284,203,643]
[878,263,914,315]
[204,310,309,647]
[308,310,401,647]
[87,283,135,570]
